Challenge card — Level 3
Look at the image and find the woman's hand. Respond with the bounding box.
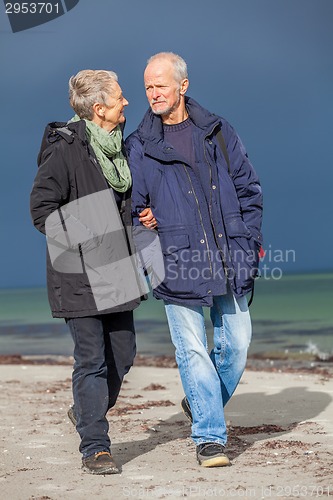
[139,208,157,229]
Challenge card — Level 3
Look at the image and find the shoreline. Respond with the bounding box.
[0,353,332,378]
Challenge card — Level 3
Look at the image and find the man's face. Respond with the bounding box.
[144,59,182,116]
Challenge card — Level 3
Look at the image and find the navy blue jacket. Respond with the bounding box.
[125,97,263,306]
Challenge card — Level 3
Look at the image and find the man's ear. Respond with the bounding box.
[180,78,189,95]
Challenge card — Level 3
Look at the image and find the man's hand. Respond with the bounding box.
[139,208,157,229]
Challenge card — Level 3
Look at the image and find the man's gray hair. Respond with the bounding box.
[146,52,188,84]
[69,69,118,120]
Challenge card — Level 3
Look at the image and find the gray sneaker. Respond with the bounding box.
[82,451,119,475]
[196,443,230,467]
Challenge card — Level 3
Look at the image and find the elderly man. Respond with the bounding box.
[126,52,263,467]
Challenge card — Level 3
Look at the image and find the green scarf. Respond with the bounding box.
[70,115,132,193]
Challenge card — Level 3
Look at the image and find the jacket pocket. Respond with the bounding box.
[225,216,260,291]
[159,233,190,258]
[158,225,189,250]
[156,227,194,297]
[224,216,252,238]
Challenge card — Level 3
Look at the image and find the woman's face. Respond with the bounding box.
[94,81,129,131]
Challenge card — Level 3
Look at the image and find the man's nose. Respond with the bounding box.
[152,87,160,99]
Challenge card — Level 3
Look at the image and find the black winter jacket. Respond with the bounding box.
[30,120,141,318]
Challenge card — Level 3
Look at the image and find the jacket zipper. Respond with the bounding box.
[203,128,229,267]
[183,164,213,275]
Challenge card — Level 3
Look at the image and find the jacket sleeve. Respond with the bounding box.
[125,134,150,226]
[222,121,263,243]
[30,145,70,235]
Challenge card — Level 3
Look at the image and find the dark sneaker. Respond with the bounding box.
[67,405,77,427]
[82,451,119,475]
[181,397,193,423]
[196,443,230,467]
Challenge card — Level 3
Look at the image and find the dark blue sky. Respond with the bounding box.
[0,0,332,288]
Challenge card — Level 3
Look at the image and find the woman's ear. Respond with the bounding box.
[92,102,105,119]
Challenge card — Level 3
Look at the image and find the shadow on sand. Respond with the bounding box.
[112,385,331,468]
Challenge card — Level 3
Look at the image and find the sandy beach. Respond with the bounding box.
[0,358,332,499]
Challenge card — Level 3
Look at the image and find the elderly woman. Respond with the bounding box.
[30,70,150,474]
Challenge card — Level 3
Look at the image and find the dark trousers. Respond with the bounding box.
[66,311,136,458]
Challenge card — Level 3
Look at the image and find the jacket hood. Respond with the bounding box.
[136,96,221,143]
[38,119,88,166]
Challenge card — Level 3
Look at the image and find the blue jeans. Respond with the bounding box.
[164,288,251,446]
[66,312,136,458]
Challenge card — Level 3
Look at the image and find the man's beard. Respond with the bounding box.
[151,93,181,116]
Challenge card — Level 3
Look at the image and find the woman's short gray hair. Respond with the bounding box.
[147,52,188,84]
[69,69,118,120]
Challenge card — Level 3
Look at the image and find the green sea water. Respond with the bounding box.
[0,273,332,357]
